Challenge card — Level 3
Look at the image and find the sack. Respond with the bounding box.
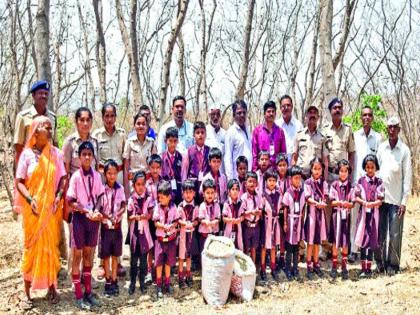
[230,249,256,301]
[201,235,235,306]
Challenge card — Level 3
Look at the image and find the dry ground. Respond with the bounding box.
[0,190,418,315]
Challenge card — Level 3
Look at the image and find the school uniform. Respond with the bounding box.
[98,182,126,258]
[303,177,329,245]
[240,191,264,252]
[198,201,221,252]
[277,177,290,248]
[199,171,228,204]
[153,203,180,267]
[222,197,243,251]
[178,201,199,260]
[146,177,161,240]
[161,151,183,205]
[262,189,282,250]
[329,180,354,248]
[256,169,267,248]
[67,167,104,249]
[238,177,247,195]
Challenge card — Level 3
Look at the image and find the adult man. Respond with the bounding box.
[205,104,226,153]
[157,96,194,155]
[275,95,303,163]
[14,80,56,165]
[224,100,252,179]
[292,105,328,179]
[349,105,382,262]
[127,105,156,140]
[251,101,286,170]
[376,116,412,275]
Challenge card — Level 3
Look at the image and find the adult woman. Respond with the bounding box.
[15,116,66,308]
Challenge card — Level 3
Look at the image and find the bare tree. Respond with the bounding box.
[93,0,107,104]
[34,0,51,83]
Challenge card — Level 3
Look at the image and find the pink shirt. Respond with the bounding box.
[99,182,126,221]
[152,204,179,238]
[145,177,160,202]
[239,191,264,222]
[67,168,104,208]
[198,201,221,234]
[199,171,228,204]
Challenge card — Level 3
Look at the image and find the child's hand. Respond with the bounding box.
[317,201,327,209]
[344,201,353,209]
[283,224,288,233]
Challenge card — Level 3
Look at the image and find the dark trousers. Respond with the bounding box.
[375,203,404,270]
[285,242,299,273]
[130,243,148,285]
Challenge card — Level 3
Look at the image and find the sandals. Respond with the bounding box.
[46,288,60,304]
[19,297,34,310]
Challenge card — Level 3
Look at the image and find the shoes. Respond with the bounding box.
[271,271,280,281]
[145,272,152,284]
[104,283,113,297]
[84,293,101,307]
[306,270,314,280]
[330,268,338,279]
[286,270,293,282]
[178,278,187,289]
[341,268,349,280]
[186,276,193,288]
[112,282,119,296]
[314,266,324,278]
[386,266,396,277]
[260,271,268,282]
[128,283,135,295]
[75,298,91,311]
[156,286,163,299]
[358,269,371,279]
[348,253,358,264]
[165,284,174,295]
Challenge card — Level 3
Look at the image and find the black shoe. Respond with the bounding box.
[286,270,293,281]
[293,269,300,281]
[104,283,113,297]
[165,284,173,295]
[271,271,280,281]
[260,271,268,282]
[156,286,163,299]
[314,266,324,278]
[348,253,358,264]
[186,276,193,288]
[341,268,349,280]
[178,278,187,289]
[386,266,396,277]
[330,268,338,279]
[306,270,314,280]
[366,269,372,278]
[112,282,119,296]
[84,293,101,307]
[128,283,135,295]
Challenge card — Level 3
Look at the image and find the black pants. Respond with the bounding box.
[360,247,373,261]
[130,243,148,285]
[285,242,299,273]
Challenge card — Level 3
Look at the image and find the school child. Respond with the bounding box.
[329,159,354,280]
[236,156,248,194]
[198,179,221,252]
[182,121,210,203]
[97,160,126,296]
[276,153,290,270]
[126,171,155,295]
[161,127,183,205]
[354,154,384,278]
[223,179,244,250]
[256,150,271,195]
[177,180,199,288]
[282,166,306,281]
[261,169,282,281]
[200,147,227,204]
[66,141,104,310]
[304,157,329,280]
[153,180,180,298]
[240,172,264,264]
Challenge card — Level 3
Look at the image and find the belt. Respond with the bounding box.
[158,233,177,243]
[245,221,257,228]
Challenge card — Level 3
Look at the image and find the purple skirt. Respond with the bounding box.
[154,239,177,267]
[328,208,350,248]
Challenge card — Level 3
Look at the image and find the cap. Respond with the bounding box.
[327,97,343,111]
[386,116,400,126]
[305,105,319,114]
[30,80,50,93]
[208,104,221,112]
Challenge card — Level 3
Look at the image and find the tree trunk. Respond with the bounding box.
[158,0,190,128]
[235,0,256,100]
[34,0,51,83]
[177,32,186,97]
[93,0,107,104]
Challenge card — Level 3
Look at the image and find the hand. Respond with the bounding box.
[344,201,353,209]
[317,201,327,209]
[283,224,288,233]
[30,198,38,216]
[398,205,406,218]
[52,196,61,214]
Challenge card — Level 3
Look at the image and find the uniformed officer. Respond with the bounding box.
[14,80,56,165]
[292,105,329,179]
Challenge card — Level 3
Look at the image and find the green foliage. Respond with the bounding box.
[343,94,388,137]
[56,115,73,148]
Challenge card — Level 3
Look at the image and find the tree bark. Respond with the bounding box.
[177,32,186,97]
[34,0,51,83]
[93,0,107,104]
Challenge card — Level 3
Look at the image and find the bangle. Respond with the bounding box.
[56,191,63,199]
[26,195,32,204]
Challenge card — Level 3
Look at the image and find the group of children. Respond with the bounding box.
[66,121,385,309]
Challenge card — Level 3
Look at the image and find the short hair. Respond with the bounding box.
[335,159,352,175]
[276,153,289,165]
[157,180,172,196]
[236,155,248,168]
[78,141,95,157]
[182,179,196,191]
[209,147,222,161]
[132,171,146,184]
[309,157,325,173]
[245,171,258,180]
[289,165,303,177]
[263,100,276,113]
[172,95,186,106]
[232,99,247,116]
[165,126,178,140]
[193,121,206,132]
[147,154,162,166]
[362,154,380,171]
[227,179,240,190]
[75,107,92,121]
[258,150,270,160]
[133,113,148,126]
[101,103,117,116]
[139,104,151,112]
[202,178,216,192]
[279,94,293,105]
[264,168,278,182]
[328,97,343,111]
[104,159,118,174]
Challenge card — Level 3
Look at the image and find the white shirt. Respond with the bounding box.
[353,128,382,182]
[224,122,252,179]
[377,139,412,206]
[275,116,303,162]
[205,124,226,152]
[157,119,194,155]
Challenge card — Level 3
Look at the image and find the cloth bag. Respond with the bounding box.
[230,249,256,301]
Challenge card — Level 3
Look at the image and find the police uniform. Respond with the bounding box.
[294,127,329,178]
[92,127,126,172]
[62,132,98,175]
[123,136,157,176]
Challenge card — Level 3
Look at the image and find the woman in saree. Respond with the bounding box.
[14,116,67,308]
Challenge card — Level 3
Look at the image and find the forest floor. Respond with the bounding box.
[0,189,419,315]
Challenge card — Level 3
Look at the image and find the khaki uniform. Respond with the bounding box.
[13,106,56,145]
[62,132,98,175]
[122,136,157,175]
[92,127,126,167]
[294,127,329,177]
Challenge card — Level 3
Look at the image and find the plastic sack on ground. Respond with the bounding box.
[230,249,256,301]
[201,235,235,306]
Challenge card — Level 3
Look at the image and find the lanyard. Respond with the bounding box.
[80,168,94,204]
[311,179,325,202]
[183,203,194,221]
[366,177,376,202]
[104,186,116,216]
[338,181,350,202]
[135,195,145,215]
[167,153,175,177]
